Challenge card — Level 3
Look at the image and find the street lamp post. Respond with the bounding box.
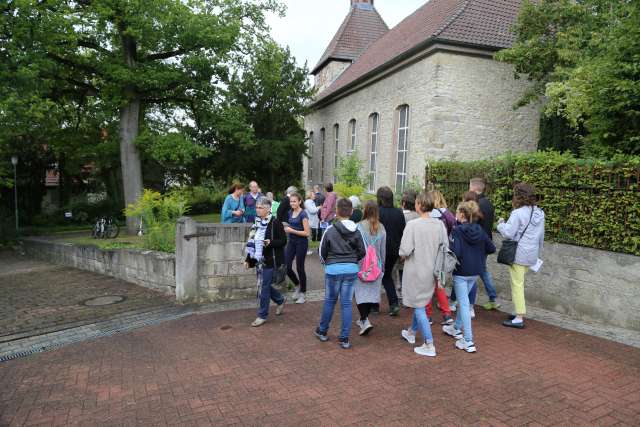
[11,155,18,233]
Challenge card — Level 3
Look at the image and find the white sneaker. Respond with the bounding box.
[449,300,457,312]
[251,317,266,327]
[359,318,373,336]
[275,297,287,315]
[401,329,416,344]
[355,319,363,328]
[414,342,436,357]
[306,250,313,256]
[442,324,463,339]
[455,338,477,353]
[470,307,476,319]
[292,288,300,300]
[295,294,306,304]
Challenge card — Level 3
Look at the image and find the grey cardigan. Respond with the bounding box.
[497,205,545,266]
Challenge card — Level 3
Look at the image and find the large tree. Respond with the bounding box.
[2,0,281,232]
[196,41,313,192]
[497,0,640,156]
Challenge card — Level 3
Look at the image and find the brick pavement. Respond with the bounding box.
[1,300,639,426]
[0,251,175,342]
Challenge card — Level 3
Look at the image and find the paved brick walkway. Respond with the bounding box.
[0,252,175,342]
[1,299,639,426]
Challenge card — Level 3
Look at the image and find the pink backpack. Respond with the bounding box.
[358,230,382,283]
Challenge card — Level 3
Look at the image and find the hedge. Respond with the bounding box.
[426,151,640,256]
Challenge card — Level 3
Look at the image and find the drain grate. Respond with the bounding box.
[81,295,126,306]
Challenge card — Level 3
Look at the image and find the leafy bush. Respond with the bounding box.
[336,153,366,187]
[334,183,365,199]
[125,189,189,253]
[170,185,225,215]
[426,151,640,255]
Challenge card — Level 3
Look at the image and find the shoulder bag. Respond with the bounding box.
[497,207,534,266]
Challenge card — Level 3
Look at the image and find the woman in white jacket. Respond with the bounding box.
[497,183,545,329]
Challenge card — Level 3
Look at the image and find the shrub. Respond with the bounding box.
[336,153,366,187]
[426,151,640,255]
[170,185,225,215]
[125,189,189,253]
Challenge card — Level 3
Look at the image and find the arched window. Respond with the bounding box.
[308,131,314,183]
[320,128,326,182]
[333,124,340,183]
[395,105,410,193]
[368,113,379,192]
[348,119,357,153]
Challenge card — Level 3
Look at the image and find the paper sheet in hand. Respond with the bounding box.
[530,258,543,273]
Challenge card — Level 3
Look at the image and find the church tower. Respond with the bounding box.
[311,0,388,94]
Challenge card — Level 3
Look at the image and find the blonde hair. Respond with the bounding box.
[429,190,448,209]
[456,201,480,223]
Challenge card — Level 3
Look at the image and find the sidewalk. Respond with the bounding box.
[1,298,639,426]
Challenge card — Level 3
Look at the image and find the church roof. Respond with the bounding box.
[314,0,526,105]
[310,3,389,75]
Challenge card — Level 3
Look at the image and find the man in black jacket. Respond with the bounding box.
[469,178,500,310]
[314,198,366,349]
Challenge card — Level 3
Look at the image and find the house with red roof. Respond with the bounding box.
[303,0,540,193]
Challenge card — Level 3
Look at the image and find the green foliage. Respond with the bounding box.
[336,153,366,187]
[169,185,226,215]
[497,0,640,156]
[427,151,640,255]
[334,183,365,199]
[124,189,189,252]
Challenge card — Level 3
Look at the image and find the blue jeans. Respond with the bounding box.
[411,307,433,344]
[479,268,497,302]
[453,275,475,342]
[451,281,478,304]
[318,273,356,340]
[257,267,285,319]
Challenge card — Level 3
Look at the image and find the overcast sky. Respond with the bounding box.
[266,0,427,73]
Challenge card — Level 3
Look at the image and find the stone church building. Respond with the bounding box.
[303,0,539,194]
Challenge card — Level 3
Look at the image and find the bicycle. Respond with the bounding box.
[91,217,120,239]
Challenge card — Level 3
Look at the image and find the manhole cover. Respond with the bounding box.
[82,295,127,307]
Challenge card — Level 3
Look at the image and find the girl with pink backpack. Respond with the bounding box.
[354,201,386,336]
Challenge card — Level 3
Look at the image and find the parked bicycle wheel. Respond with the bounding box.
[106,223,119,239]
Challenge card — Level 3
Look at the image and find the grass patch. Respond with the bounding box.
[65,235,146,251]
[21,224,94,236]
[190,213,221,223]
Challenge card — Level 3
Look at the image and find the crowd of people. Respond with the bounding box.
[234,178,545,357]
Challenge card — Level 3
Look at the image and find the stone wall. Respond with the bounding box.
[487,237,640,331]
[21,237,176,295]
[304,49,539,190]
[175,218,256,303]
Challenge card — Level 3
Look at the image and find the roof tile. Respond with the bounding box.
[314,0,525,104]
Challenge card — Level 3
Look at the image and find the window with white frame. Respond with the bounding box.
[395,105,410,194]
[333,124,339,182]
[348,119,357,153]
[320,128,325,182]
[368,113,379,192]
[308,132,314,183]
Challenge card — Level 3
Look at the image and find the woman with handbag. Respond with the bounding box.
[497,183,545,329]
[354,201,386,336]
[244,197,288,327]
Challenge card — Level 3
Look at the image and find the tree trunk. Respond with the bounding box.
[119,31,144,235]
[119,99,143,234]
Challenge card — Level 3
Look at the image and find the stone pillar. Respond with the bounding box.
[175,217,198,303]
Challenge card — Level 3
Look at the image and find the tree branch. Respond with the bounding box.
[47,52,102,77]
[143,45,203,62]
[77,38,112,55]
